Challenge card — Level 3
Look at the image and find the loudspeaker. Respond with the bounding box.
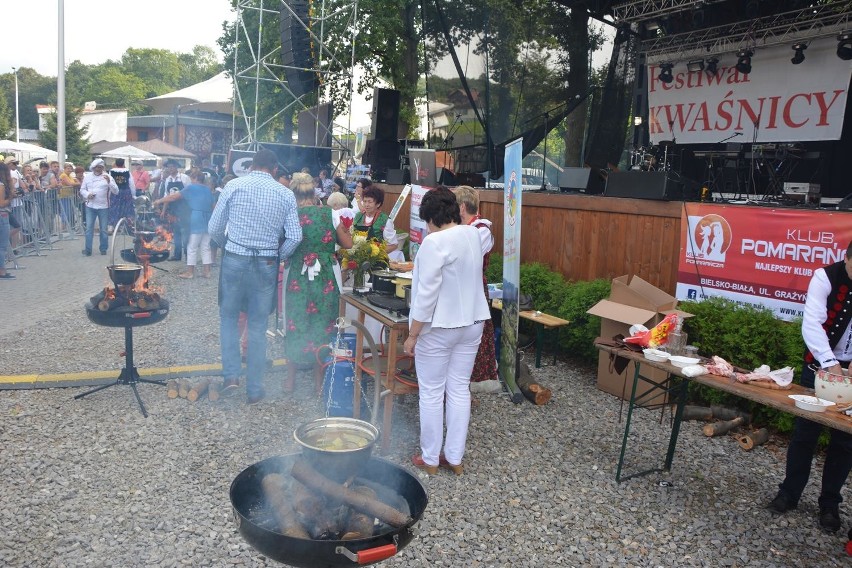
[280,1,318,98]
[297,103,333,147]
[558,167,590,192]
[371,88,401,141]
[385,169,409,185]
[362,138,401,180]
[455,172,485,187]
[437,168,456,186]
[604,171,683,200]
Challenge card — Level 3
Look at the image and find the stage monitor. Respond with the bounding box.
[558,167,604,194]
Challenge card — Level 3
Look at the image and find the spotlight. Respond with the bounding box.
[735,50,753,75]
[634,116,643,127]
[705,57,719,76]
[838,32,852,61]
[659,63,674,84]
[791,43,807,65]
[687,59,704,72]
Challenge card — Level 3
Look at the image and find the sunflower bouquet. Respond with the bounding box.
[341,235,389,287]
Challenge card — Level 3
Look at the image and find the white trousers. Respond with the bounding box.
[415,322,483,467]
[186,233,212,267]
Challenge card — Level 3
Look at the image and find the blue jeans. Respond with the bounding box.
[219,253,278,397]
[84,207,109,253]
[0,211,10,263]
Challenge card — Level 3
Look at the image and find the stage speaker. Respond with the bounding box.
[280,1,318,98]
[604,171,684,200]
[362,138,401,180]
[297,103,333,147]
[455,172,485,187]
[371,88,401,141]
[437,168,456,186]
[385,169,409,185]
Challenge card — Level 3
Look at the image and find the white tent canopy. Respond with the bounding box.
[145,72,234,115]
[0,140,59,164]
[99,145,159,160]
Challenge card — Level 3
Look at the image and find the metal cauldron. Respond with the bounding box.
[294,417,379,484]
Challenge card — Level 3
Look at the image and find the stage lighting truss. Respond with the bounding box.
[686,59,704,72]
[791,43,807,64]
[231,0,359,150]
[638,3,850,64]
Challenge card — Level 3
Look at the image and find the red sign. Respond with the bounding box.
[676,204,852,321]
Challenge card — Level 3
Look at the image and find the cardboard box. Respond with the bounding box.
[587,275,692,404]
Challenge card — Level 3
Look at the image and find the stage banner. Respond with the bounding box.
[676,203,852,321]
[408,184,431,260]
[647,37,852,144]
[501,138,523,403]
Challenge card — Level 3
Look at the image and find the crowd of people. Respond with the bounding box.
[1,147,502,478]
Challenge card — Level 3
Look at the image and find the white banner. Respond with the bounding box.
[647,37,852,144]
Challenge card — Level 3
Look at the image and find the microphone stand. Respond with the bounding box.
[440,114,462,151]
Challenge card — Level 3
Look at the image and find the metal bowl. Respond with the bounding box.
[107,263,143,286]
[294,417,379,483]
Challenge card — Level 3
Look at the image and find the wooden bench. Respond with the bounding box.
[492,299,570,367]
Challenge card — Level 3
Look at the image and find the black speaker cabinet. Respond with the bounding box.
[558,167,604,194]
[604,171,684,200]
[280,1,318,98]
[362,139,401,180]
[297,103,333,147]
[371,88,401,141]
[385,169,409,185]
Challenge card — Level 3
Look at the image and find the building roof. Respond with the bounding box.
[90,140,128,154]
[145,72,234,115]
[134,139,196,159]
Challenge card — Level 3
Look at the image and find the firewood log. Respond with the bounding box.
[177,378,192,399]
[342,486,377,540]
[682,405,713,421]
[703,416,746,437]
[166,379,179,399]
[517,361,552,405]
[135,294,160,310]
[291,480,340,539]
[291,459,411,528]
[207,380,221,402]
[89,288,109,306]
[261,474,310,539]
[98,297,128,311]
[736,428,770,451]
[710,405,751,424]
[187,378,210,402]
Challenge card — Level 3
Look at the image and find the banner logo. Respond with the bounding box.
[689,214,732,263]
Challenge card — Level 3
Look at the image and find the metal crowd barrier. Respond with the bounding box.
[7,186,83,265]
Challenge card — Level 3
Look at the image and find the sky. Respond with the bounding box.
[3,0,612,133]
[3,0,236,76]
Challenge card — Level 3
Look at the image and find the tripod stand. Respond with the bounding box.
[76,303,169,418]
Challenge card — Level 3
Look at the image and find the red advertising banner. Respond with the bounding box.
[676,204,852,321]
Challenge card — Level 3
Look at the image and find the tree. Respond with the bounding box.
[178,46,222,88]
[0,92,12,139]
[121,48,182,97]
[40,105,91,167]
[0,67,54,130]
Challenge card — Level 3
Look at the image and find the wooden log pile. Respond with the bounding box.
[89,287,162,311]
[258,457,411,541]
[683,405,770,451]
[165,378,223,403]
[517,361,552,405]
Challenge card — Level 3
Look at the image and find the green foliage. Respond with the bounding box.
[0,93,11,139]
[40,106,91,167]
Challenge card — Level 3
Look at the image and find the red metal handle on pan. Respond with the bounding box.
[335,543,397,564]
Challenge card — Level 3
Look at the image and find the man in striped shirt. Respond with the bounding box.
[209,149,302,404]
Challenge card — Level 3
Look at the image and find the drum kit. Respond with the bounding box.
[629,140,675,172]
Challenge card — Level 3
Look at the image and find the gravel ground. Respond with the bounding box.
[1,265,851,567]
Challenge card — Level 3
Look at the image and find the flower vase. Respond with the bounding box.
[353,268,366,289]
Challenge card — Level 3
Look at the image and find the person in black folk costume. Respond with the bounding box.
[768,241,852,533]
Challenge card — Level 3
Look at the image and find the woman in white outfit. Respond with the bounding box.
[404,187,491,475]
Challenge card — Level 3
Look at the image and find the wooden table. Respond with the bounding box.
[492,299,570,367]
[339,292,415,453]
[595,340,852,482]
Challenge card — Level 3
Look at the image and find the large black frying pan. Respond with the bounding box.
[230,454,428,567]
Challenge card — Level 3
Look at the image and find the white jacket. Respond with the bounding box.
[80,172,119,209]
[409,224,490,333]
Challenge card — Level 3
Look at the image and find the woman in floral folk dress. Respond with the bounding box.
[284,173,353,391]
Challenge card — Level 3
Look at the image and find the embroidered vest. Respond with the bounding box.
[354,211,388,242]
[804,261,852,364]
[110,169,131,192]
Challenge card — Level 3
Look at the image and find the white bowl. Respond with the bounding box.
[643,348,670,363]
[669,356,700,368]
[789,394,836,413]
